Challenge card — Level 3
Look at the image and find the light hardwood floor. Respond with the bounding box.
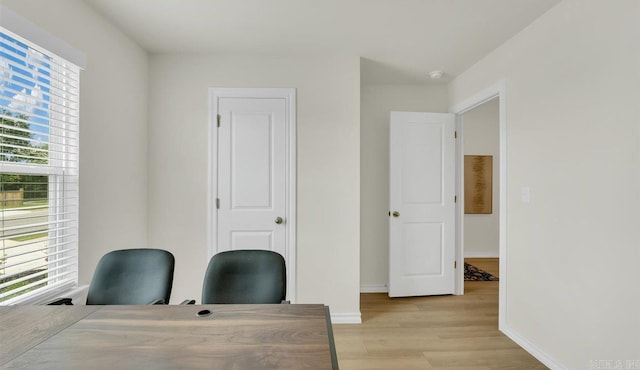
[333,258,547,369]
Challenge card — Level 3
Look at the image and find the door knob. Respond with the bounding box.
[275,217,284,224]
[392,211,400,217]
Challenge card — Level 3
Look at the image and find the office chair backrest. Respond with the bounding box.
[202,249,286,304]
[86,248,175,305]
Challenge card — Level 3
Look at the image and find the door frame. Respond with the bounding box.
[450,80,507,330]
[208,88,297,303]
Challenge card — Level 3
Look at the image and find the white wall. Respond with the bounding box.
[3,0,149,285]
[463,98,499,257]
[148,55,361,317]
[360,83,448,289]
[449,0,640,367]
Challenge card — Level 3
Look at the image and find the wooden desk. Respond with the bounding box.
[0,304,338,369]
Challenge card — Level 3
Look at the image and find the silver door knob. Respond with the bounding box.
[275,217,284,224]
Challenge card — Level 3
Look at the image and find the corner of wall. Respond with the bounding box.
[501,326,567,370]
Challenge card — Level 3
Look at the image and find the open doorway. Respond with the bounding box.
[461,97,500,275]
[451,81,506,330]
[460,97,501,321]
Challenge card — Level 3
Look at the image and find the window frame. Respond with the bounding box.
[0,26,80,305]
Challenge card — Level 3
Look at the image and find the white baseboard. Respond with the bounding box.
[331,312,362,324]
[360,284,388,293]
[464,251,499,258]
[501,326,566,370]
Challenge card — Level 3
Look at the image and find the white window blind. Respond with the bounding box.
[0,27,79,304]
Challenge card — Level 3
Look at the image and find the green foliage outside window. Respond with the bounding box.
[1,108,49,201]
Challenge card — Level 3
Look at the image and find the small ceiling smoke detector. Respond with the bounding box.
[428,70,445,80]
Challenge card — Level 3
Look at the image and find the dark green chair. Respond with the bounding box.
[50,248,175,305]
[201,249,286,304]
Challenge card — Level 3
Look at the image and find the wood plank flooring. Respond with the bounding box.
[333,258,546,369]
[465,258,499,278]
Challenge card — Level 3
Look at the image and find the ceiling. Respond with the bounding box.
[83,0,560,85]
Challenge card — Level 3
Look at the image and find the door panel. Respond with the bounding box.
[230,231,274,251]
[403,222,443,276]
[402,123,443,204]
[230,112,273,208]
[389,111,455,297]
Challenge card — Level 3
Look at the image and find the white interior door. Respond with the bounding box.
[216,95,287,256]
[389,111,456,297]
[210,88,296,301]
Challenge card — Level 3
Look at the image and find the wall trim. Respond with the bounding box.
[360,284,388,293]
[502,326,567,370]
[331,312,362,324]
[464,252,499,258]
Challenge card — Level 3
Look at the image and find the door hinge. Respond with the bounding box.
[216,198,220,209]
[217,114,221,127]
[454,261,457,269]
[454,195,457,203]
[454,131,457,139]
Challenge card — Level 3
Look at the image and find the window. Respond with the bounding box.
[0,27,79,304]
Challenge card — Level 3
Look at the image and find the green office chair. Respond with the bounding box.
[201,249,286,304]
[50,248,175,305]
